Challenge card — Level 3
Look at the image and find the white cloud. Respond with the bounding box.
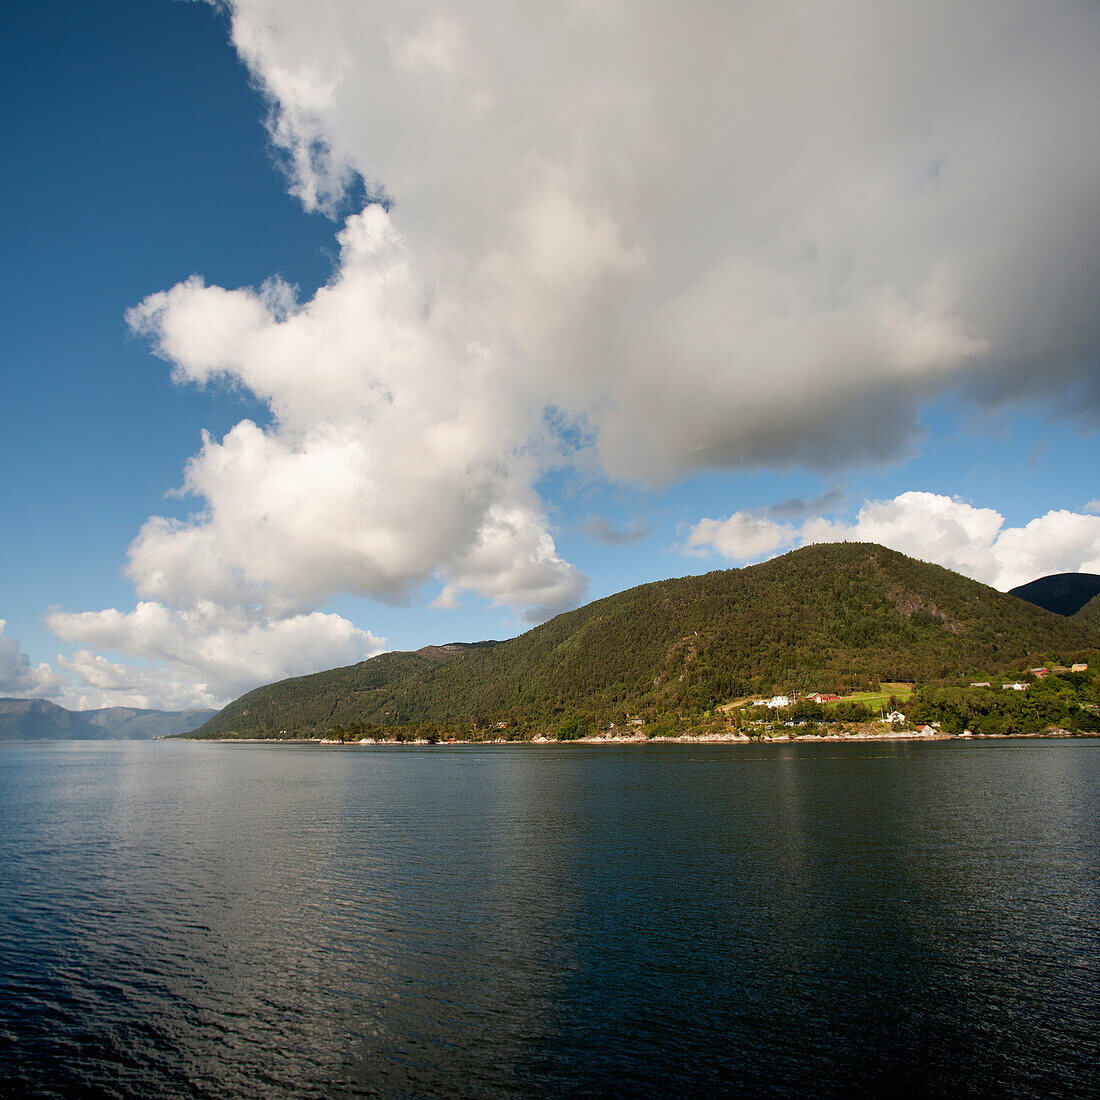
[686,513,795,561]
[0,621,65,699]
[217,0,1099,478]
[124,206,583,615]
[1085,499,1100,515]
[687,491,1100,591]
[47,603,383,710]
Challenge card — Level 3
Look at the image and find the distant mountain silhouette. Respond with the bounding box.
[0,699,217,741]
[1009,573,1100,617]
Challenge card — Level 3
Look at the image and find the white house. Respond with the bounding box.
[767,696,790,709]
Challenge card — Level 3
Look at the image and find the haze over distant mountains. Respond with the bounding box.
[193,543,1098,740]
[0,699,217,742]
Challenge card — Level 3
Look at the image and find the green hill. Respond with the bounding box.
[1071,593,1100,636]
[192,543,1097,740]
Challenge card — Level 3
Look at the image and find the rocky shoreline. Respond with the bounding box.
[208,727,1087,746]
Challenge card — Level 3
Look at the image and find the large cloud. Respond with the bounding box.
[218,0,1098,478]
[124,206,585,615]
[47,603,383,710]
[687,491,1100,591]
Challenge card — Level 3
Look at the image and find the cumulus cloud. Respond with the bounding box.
[687,491,1100,591]
[216,0,1099,478]
[124,206,584,615]
[0,621,65,699]
[48,603,383,710]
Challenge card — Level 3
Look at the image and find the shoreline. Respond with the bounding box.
[203,728,1088,747]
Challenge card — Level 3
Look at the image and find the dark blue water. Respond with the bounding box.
[1,739,1097,1098]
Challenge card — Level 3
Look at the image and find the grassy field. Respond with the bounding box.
[717,696,757,713]
[828,683,914,711]
[720,683,914,713]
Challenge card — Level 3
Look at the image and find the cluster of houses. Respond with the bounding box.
[971,663,1088,692]
[750,692,841,709]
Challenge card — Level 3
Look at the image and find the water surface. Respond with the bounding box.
[1,739,1097,1097]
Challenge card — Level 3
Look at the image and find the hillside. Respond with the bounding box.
[193,543,1098,740]
[1071,593,1100,636]
[0,699,217,741]
[1009,572,1100,616]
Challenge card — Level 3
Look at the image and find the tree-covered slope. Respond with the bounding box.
[193,543,1098,739]
[1071,593,1100,636]
[1009,572,1100,616]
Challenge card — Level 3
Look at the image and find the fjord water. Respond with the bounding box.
[1,741,1097,1098]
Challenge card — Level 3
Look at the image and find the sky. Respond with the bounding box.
[2,0,1098,712]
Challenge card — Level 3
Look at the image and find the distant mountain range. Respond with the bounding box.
[192,542,1099,740]
[1009,572,1100,617]
[0,699,217,741]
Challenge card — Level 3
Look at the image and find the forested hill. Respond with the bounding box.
[1072,593,1100,635]
[190,543,1097,740]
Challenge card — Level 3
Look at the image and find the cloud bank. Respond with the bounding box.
[222,0,1099,478]
[687,491,1100,592]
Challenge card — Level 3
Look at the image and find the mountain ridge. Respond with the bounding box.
[0,699,218,741]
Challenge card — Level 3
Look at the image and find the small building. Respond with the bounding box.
[969,682,991,688]
[767,695,790,709]
[1030,667,1051,678]
[1072,663,1089,672]
[1002,681,1029,691]
[810,692,842,704]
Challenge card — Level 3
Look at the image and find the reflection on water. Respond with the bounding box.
[1,739,1097,1097]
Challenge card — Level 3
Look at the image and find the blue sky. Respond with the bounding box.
[2,1,1097,710]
